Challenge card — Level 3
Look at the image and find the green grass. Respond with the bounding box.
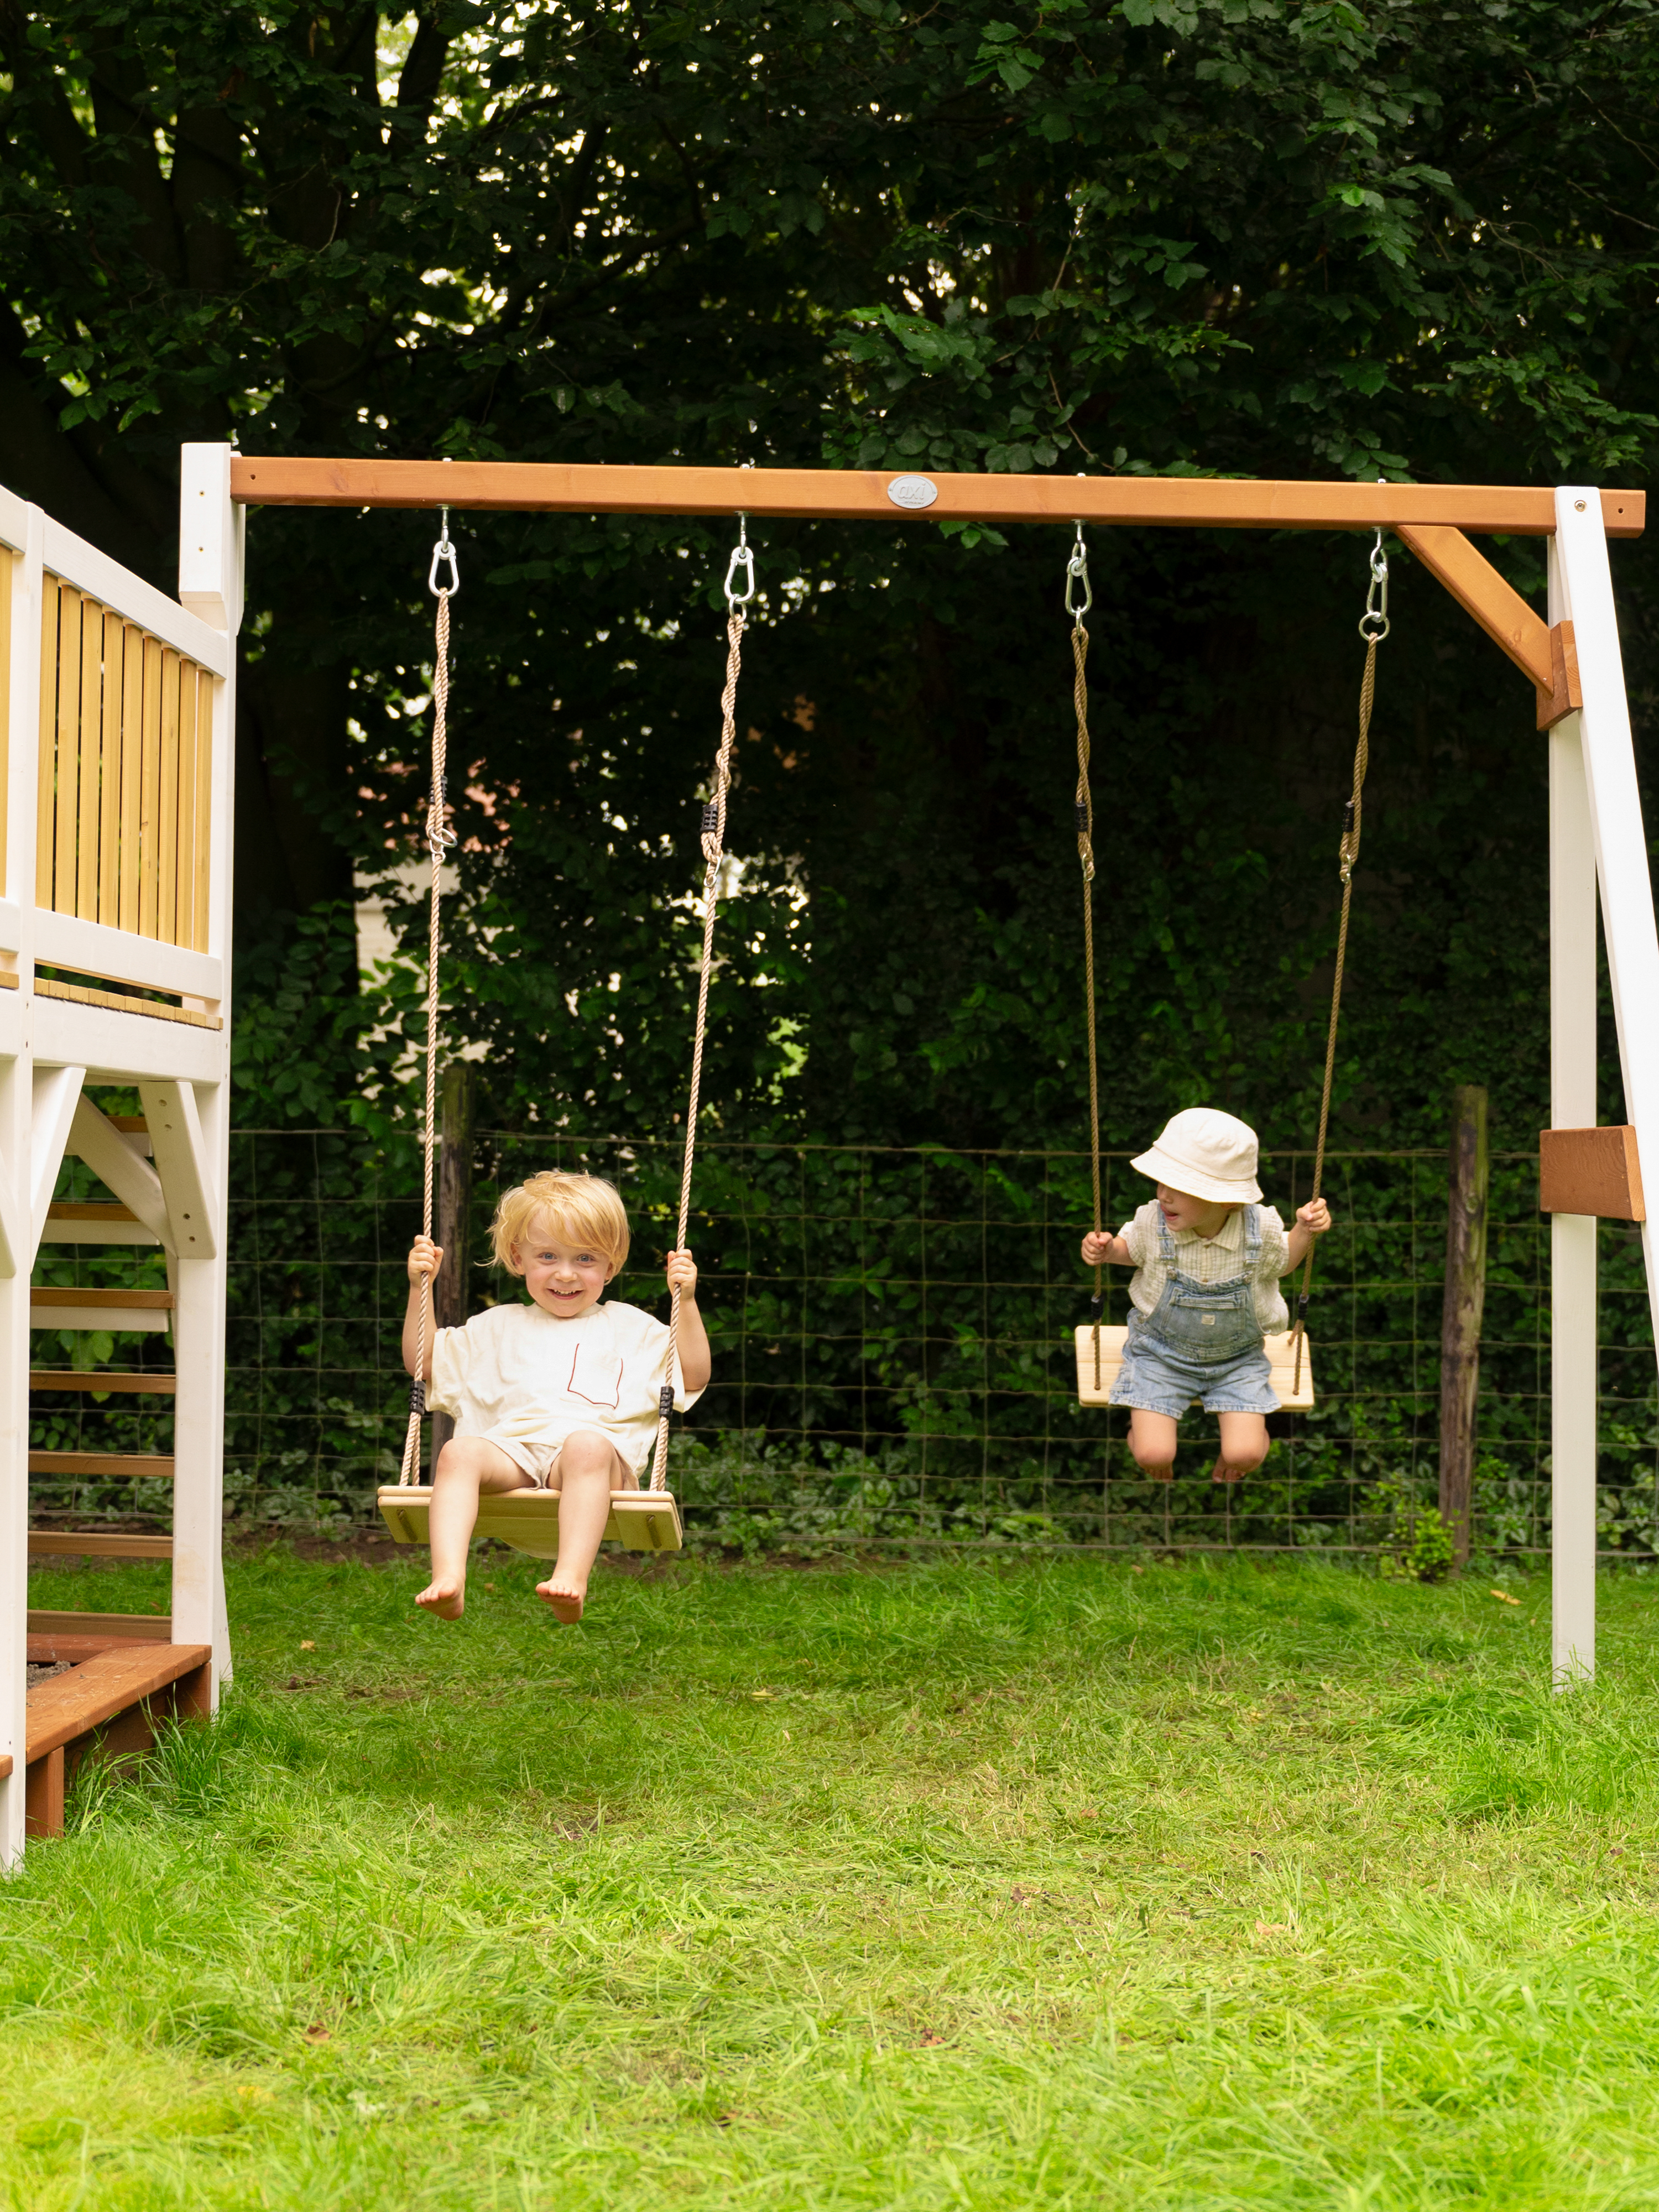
[8,1547,1659,2208]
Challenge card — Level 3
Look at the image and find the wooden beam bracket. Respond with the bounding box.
[1540,1125,1645,1220]
[1536,621,1584,732]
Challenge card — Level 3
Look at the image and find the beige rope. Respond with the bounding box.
[1072,620,1104,1389]
[1291,613,1380,1394]
[649,588,749,1492]
[398,565,457,1485]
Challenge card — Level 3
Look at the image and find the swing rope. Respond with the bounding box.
[648,519,756,1493]
[1290,531,1388,1393]
[398,515,461,1488]
[1067,526,1105,1390]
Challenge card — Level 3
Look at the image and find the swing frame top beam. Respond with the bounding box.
[229,457,1644,538]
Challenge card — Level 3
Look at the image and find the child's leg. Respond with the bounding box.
[418,1437,529,1619]
[1211,1412,1270,1483]
[536,1428,633,1624]
[1127,1410,1178,1481]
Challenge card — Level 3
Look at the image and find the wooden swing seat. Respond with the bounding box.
[377,1485,685,1558]
[1073,1324,1316,1413]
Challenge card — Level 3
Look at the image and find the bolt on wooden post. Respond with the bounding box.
[1439,1084,1490,1566]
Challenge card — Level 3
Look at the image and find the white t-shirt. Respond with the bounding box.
[1118,1199,1291,1331]
[427,1299,702,1477]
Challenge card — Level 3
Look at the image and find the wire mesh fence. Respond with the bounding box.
[25,1130,1659,1554]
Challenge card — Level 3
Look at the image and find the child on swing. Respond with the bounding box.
[402,1170,708,1624]
[1081,1108,1332,1482]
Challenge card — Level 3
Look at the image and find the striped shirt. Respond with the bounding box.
[1119,1201,1291,1331]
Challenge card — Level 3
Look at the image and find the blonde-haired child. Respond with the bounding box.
[403,1169,707,1624]
[1081,1108,1331,1483]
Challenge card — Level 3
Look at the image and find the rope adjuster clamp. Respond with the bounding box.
[429,506,461,597]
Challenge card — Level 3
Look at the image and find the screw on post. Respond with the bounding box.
[428,506,461,597]
[1066,522,1092,623]
[724,514,755,607]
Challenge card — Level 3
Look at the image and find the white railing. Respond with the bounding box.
[0,492,230,1011]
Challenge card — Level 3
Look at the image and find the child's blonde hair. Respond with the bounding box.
[489,1171,630,1278]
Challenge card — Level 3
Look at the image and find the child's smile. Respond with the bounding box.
[512,1221,612,1319]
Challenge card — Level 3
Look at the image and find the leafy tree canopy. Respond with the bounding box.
[2,0,1656,1151]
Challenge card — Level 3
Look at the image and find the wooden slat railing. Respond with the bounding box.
[36,578,213,953]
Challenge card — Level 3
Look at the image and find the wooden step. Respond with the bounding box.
[41,1202,160,1247]
[25,1639,211,1837]
[27,1631,172,1661]
[25,1610,174,1642]
[28,1530,172,1559]
[31,1287,172,1333]
[29,1451,174,1480]
[30,1370,177,1394]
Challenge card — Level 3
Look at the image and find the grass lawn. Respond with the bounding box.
[7,1546,1659,2209]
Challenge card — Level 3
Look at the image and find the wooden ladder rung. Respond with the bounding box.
[29,1451,175,1479]
[28,1530,173,1559]
[30,1287,173,1333]
[41,1202,160,1246]
[30,1370,178,1394]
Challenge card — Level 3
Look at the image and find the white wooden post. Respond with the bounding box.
[1551,487,1659,1684]
[170,446,242,1693]
[0,494,42,1863]
[1548,531,1599,1686]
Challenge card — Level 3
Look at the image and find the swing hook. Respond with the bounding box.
[1358,529,1389,642]
[428,508,461,598]
[724,514,756,608]
[1065,522,1092,624]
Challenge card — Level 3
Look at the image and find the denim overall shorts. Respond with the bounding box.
[1108,1205,1279,1417]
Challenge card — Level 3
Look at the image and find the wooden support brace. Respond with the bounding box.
[68,1098,171,1247]
[28,1066,85,1266]
[138,1081,218,1259]
[24,1747,64,1839]
[1395,524,1582,725]
[1540,1126,1645,1220]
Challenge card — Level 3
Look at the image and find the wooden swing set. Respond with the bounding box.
[234,456,1652,1686]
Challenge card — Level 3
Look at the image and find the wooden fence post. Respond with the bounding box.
[427,1060,475,1472]
[1439,1083,1490,1565]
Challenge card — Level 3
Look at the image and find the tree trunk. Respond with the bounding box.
[1439,1084,1490,1566]
[427,1060,476,1472]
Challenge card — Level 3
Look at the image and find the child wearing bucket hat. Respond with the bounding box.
[1080,1108,1332,1483]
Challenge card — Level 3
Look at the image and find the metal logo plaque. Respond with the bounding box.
[885,474,938,511]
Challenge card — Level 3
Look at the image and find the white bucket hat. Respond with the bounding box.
[1133,1107,1262,1206]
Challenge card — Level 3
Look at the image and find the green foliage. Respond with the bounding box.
[3,1,1658,1160]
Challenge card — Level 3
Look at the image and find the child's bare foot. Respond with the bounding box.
[535,1573,585,1624]
[1210,1457,1245,1484]
[415,1577,466,1619]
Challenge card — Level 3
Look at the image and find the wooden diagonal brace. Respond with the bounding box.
[1395,523,1582,730]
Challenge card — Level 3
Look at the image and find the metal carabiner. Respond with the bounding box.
[428,507,461,597]
[724,515,756,608]
[1065,521,1092,623]
[1358,528,1389,641]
